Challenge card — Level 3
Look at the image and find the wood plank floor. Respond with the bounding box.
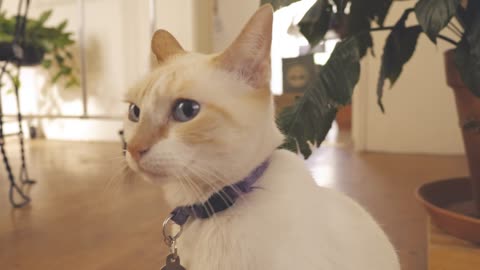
[0,140,469,270]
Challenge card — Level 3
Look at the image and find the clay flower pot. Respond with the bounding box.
[416,50,480,243]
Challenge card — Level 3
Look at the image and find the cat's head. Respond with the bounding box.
[123,5,283,202]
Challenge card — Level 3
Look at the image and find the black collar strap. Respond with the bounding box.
[170,160,270,226]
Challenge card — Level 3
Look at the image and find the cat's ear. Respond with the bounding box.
[214,4,273,88]
[151,30,185,63]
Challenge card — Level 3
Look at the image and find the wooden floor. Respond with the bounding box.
[0,140,469,270]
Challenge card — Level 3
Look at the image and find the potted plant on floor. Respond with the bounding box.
[0,9,79,89]
[264,0,480,242]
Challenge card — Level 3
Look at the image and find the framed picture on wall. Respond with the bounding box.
[282,53,315,94]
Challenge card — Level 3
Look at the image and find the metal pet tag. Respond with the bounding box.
[162,254,186,270]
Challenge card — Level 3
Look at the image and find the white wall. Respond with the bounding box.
[213,0,259,52]
[1,0,207,141]
[352,1,464,155]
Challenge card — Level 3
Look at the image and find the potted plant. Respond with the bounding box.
[264,0,480,242]
[0,9,79,89]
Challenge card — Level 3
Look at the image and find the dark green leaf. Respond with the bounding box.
[356,32,374,58]
[415,0,460,43]
[260,0,300,10]
[347,2,374,57]
[455,15,480,97]
[298,0,332,47]
[55,54,64,65]
[456,0,480,32]
[377,25,422,112]
[278,105,337,158]
[277,38,361,158]
[369,0,393,27]
[320,38,361,105]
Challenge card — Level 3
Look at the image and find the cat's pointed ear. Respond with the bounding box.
[214,4,273,88]
[151,30,185,63]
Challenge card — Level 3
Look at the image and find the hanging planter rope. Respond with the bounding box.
[0,0,35,208]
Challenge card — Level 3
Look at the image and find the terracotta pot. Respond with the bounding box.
[416,177,480,243]
[445,49,480,215]
[336,104,352,130]
[416,50,480,243]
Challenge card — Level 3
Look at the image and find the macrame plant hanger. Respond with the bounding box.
[0,0,35,208]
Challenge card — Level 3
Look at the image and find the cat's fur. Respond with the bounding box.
[124,5,400,270]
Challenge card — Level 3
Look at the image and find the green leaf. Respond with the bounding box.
[298,0,332,47]
[377,26,422,112]
[65,77,79,89]
[277,38,361,158]
[42,59,52,68]
[37,10,53,25]
[52,71,63,83]
[61,66,72,75]
[12,75,20,89]
[455,15,480,97]
[415,0,460,43]
[260,0,300,10]
[57,20,67,32]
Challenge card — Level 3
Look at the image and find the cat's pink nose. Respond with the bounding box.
[127,145,150,161]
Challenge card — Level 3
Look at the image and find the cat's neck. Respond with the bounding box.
[161,154,272,208]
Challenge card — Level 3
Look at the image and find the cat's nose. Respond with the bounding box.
[127,145,150,161]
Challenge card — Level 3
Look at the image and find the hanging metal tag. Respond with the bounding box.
[162,215,187,270]
[162,253,186,270]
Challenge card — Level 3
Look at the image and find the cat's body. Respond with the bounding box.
[176,149,399,270]
[124,5,400,270]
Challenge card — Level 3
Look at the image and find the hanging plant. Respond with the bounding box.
[0,9,79,89]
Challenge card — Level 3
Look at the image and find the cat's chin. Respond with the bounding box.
[140,171,172,184]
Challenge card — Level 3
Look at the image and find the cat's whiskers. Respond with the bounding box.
[166,150,221,224]
[176,170,208,220]
[102,161,130,196]
[185,165,256,220]
[184,166,235,222]
[169,151,238,208]
[184,169,223,226]
[185,164,236,206]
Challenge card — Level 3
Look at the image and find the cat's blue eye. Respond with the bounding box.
[128,103,141,122]
[172,99,200,122]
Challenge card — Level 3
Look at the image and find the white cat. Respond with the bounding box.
[123,4,400,270]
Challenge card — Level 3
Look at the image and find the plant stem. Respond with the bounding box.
[447,24,463,38]
[449,21,464,36]
[369,26,459,46]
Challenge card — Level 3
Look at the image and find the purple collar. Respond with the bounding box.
[170,160,270,226]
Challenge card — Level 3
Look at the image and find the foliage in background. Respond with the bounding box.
[0,9,79,89]
[277,38,360,157]
[265,0,480,158]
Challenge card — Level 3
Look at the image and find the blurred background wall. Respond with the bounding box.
[1,0,465,155]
